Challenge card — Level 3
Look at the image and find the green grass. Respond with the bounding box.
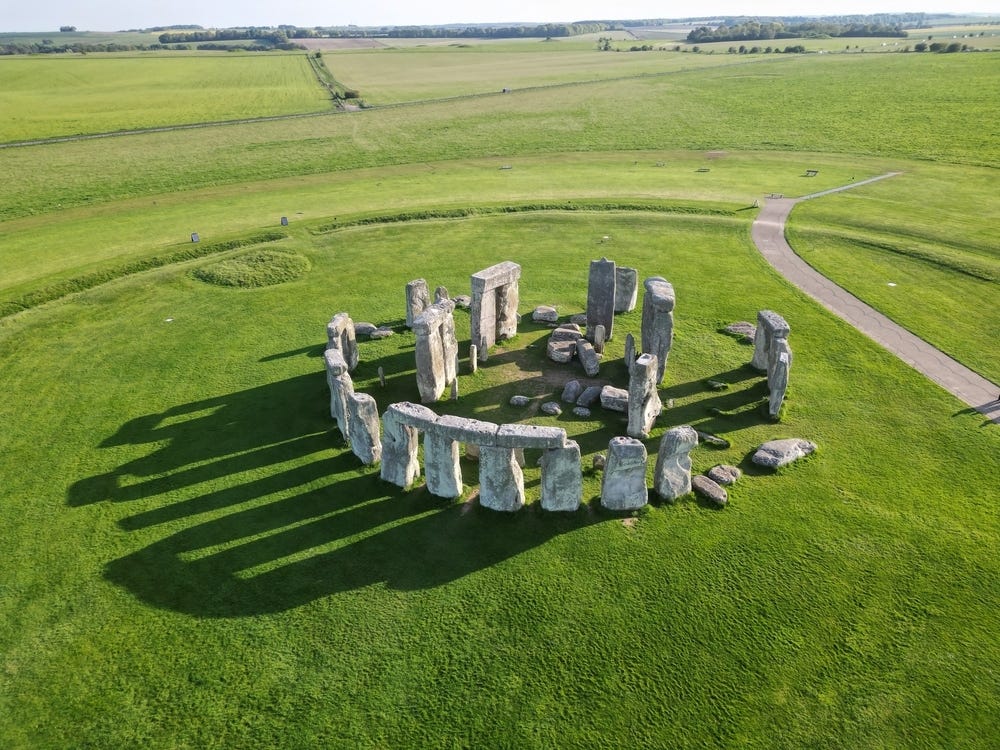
[192,248,311,288]
[1,212,996,748]
[0,53,330,141]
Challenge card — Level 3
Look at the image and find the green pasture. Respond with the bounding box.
[0,38,998,748]
[1,211,996,748]
[0,53,329,141]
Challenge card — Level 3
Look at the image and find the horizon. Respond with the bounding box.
[3,1,998,34]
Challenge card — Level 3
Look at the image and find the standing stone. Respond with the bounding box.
[405,279,431,328]
[326,312,359,372]
[347,393,381,465]
[593,324,606,354]
[450,379,459,400]
[768,337,791,419]
[413,300,458,403]
[540,440,582,512]
[624,332,637,370]
[641,277,675,384]
[577,339,600,376]
[562,379,583,404]
[653,426,698,501]
[324,348,355,440]
[627,353,662,439]
[478,446,525,512]
[424,417,464,498]
[470,261,521,361]
[600,437,648,510]
[380,406,421,488]
[587,257,616,342]
[434,285,450,303]
[751,310,790,371]
[469,345,478,373]
[614,266,639,313]
[378,366,386,387]
[465,443,480,462]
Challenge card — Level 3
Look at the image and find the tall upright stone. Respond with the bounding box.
[653,426,698,501]
[324,348,355,440]
[627,353,662,439]
[600,437,648,510]
[405,278,431,328]
[326,312,359,372]
[587,257,616,342]
[624,332,637,370]
[413,300,458,403]
[380,405,421,488]
[347,392,381,465]
[424,416,464,498]
[540,440,582,512]
[614,266,639,313]
[751,310,790,372]
[470,261,521,362]
[641,276,675,384]
[768,337,792,419]
[478,446,525,512]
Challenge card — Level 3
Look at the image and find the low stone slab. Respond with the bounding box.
[541,402,562,416]
[532,305,559,323]
[752,438,816,469]
[509,395,531,407]
[697,430,731,449]
[600,385,629,412]
[692,475,728,507]
[577,339,600,376]
[453,295,471,309]
[355,322,377,336]
[576,385,603,407]
[573,407,592,418]
[570,313,588,326]
[370,327,395,339]
[550,324,582,341]
[495,423,566,450]
[707,465,742,486]
[562,379,583,403]
[724,321,756,343]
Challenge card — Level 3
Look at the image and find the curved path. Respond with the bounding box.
[751,174,999,424]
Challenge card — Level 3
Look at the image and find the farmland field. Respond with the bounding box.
[0,53,330,141]
[0,30,997,749]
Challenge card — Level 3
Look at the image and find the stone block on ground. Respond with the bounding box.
[576,385,603,407]
[577,339,600,377]
[752,438,816,469]
[562,379,583,403]
[692,475,728,507]
[532,305,559,323]
[707,465,742,486]
[600,385,629,412]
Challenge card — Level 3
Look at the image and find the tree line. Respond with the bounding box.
[687,19,908,43]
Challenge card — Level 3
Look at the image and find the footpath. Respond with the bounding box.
[751,173,998,424]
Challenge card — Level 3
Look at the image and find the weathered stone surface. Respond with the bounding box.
[601,437,648,510]
[478,446,525,512]
[577,339,600,377]
[326,312,359,372]
[424,417,464,498]
[573,407,592,418]
[653,425,698,501]
[541,401,562,416]
[627,353,662,439]
[380,407,420,488]
[355,321,377,336]
[576,385,603,407]
[751,310,790,371]
[587,257,616,341]
[386,401,439,431]
[509,395,531,407]
[692,475,728,507]
[405,278,431,328]
[548,324,583,363]
[465,443,480,461]
[324,348,355,439]
[470,261,521,361]
[570,313,589,326]
[614,266,639,313]
[724,321,756,343]
[624,332,636,370]
[370,327,395,339]
[707,464,742,486]
[532,305,559,323]
[600,385,629,412]
[592,324,606,354]
[641,277,675,384]
[562,379,583,403]
[439,417,500,446]
[592,453,606,470]
[495,423,566,449]
[413,300,458,404]
[434,285,450,303]
[347,393,381,465]
[706,379,729,391]
[752,438,816,469]
[469,344,478,373]
[768,337,791,419]
[696,430,730,449]
[540,440,582,512]
[453,294,471,309]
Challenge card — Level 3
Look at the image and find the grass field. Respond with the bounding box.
[0,33,997,748]
[0,53,330,141]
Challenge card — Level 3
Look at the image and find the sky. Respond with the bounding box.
[3,1,997,32]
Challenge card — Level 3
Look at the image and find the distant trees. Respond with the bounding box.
[687,19,907,43]
[59,26,76,32]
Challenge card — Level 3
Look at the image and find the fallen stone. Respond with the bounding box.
[707,465,742,486]
[570,313,589,326]
[370,327,395,339]
[600,385,629,412]
[573,407,592,418]
[355,322,377,336]
[562,379,583,403]
[547,324,583,363]
[509,395,531,407]
[696,430,730,449]
[752,438,816,469]
[550,323,582,339]
[706,379,729,391]
[532,305,559,323]
[453,295,471,309]
[592,453,606,470]
[576,385,603,407]
[577,339,600,377]
[541,401,562,416]
[692,475,728,507]
[724,321,756,343]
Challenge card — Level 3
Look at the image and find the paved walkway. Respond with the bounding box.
[751,173,999,424]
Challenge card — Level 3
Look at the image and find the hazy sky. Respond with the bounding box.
[4,1,997,32]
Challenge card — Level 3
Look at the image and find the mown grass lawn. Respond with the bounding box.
[1,212,996,748]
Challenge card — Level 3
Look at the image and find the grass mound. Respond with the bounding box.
[192,249,311,288]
